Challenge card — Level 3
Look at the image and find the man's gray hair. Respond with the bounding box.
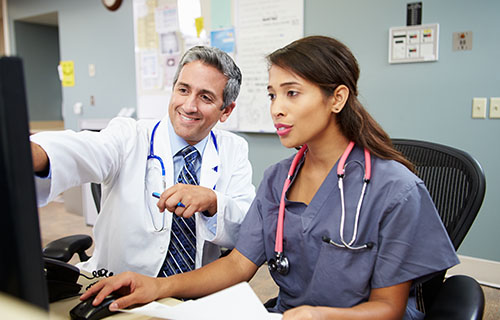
[173,46,242,110]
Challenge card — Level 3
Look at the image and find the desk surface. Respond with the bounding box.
[49,272,181,319]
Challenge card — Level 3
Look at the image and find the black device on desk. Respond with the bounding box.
[0,55,104,318]
[0,57,49,310]
[70,293,121,320]
[44,257,82,302]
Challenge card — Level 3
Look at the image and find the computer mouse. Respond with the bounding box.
[69,293,121,320]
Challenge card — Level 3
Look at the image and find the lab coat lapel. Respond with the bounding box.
[199,134,220,190]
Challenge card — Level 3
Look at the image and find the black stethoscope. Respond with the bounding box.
[145,121,218,232]
[268,141,373,275]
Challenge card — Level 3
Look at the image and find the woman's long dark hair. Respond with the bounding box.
[267,36,415,172]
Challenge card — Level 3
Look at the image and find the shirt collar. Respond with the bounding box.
[167,117,209,157]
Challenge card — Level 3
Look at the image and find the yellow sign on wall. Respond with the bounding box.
[60,60,75,87]
[195,17,204,38]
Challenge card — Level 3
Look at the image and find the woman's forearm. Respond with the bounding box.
[159,249,259,300]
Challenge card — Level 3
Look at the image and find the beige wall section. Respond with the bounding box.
[29,120,65,133]
[447,255,500,289]
[0,0,3,54]
[1,0,4,54]
[0,0,9,54]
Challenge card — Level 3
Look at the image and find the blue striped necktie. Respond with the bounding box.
[158,145,199,277]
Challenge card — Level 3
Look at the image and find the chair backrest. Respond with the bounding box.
[392,139,486,249]
[391,139,486,314]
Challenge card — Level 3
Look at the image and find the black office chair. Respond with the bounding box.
[392,138,486,320]
[42,183,100,263]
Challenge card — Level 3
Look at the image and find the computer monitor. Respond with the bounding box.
[0,57,49,310]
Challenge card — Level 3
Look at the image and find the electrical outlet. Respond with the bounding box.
[472,98,487,119]
[490,97,500,119]
[453,31,472,51]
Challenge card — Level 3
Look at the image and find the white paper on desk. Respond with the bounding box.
[119,301,186,318]
[120,282,282,319]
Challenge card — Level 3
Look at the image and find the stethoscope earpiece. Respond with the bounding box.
[322,236,375,250]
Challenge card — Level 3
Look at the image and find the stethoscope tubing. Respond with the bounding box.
[273,141,372,258]
[336,143,371,249]
[146,120,218,232]
[147,121,219,180]
[274,144,307,254]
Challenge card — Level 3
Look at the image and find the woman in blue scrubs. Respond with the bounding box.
[83,36,459,319]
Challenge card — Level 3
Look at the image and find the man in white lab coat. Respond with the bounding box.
[31,46,256,277]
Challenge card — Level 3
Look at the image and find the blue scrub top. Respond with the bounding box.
[235,145,459,318]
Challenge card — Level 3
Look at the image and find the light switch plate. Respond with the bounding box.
[73,102,83,115]
[472,97,487,119]
[490,97,500,119]
[88,64,95,77]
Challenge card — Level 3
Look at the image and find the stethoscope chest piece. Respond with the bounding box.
[268,253,289,275]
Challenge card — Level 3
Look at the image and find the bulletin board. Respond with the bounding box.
[132,0,209,119]
[132,0,304,133]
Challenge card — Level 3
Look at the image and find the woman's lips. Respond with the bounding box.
[275,123,292,136]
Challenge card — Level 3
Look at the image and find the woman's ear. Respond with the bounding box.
[330,85,349,114]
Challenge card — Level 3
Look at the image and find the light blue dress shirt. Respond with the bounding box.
[167,119,209,184]
[167,119,217,234]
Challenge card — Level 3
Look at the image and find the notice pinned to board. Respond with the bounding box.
[195,17,204,38]
[211,28,235,55]
[60,60,75,87]
[210,0,232,30]
[216,0,304,133]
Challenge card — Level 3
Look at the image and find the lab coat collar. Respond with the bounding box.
[199,130,221,189]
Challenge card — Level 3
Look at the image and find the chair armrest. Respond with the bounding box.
[425,275,485,320]
[43,234,93,263]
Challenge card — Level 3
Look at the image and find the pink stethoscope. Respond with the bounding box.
[268,141,373,275]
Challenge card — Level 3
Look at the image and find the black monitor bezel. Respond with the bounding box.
[0,56,49,310]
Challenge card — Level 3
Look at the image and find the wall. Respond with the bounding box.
[236,0,500,262]
[7,0,136,129]
[303,0,500,261]
[7,0,500,262]
[14,21,61,121]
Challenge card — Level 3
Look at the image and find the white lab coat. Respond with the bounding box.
[32,115,255,276]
